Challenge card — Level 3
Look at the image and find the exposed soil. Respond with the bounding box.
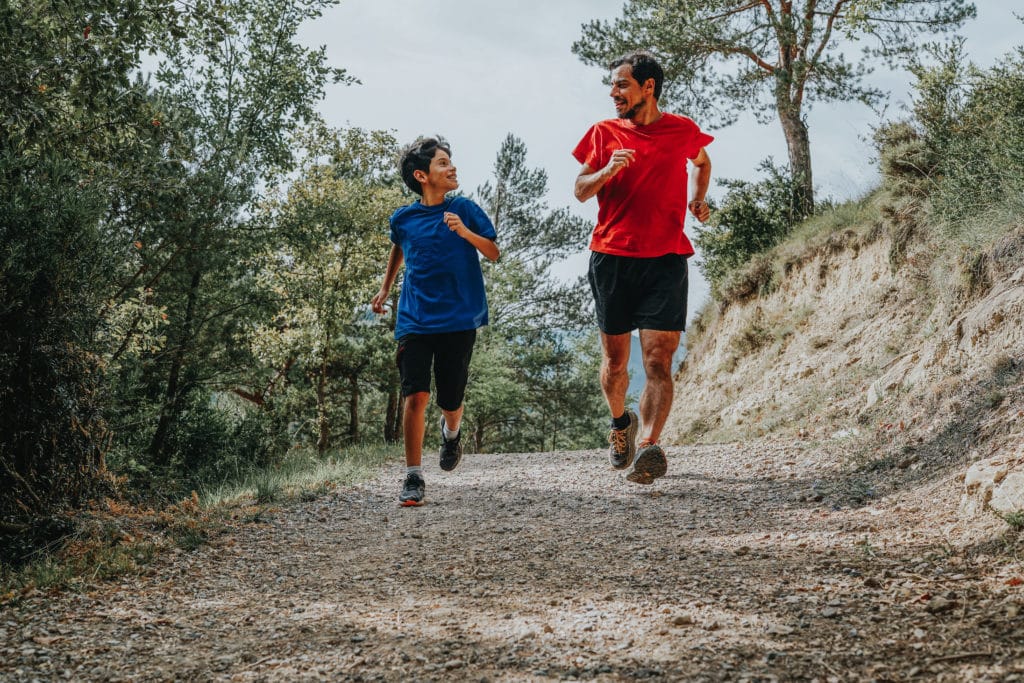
[2,442,1023,682]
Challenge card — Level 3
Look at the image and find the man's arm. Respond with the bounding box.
[687,148,712,222]
[574,148,636,203]
[371,244,404,314]
[443,213,500,262]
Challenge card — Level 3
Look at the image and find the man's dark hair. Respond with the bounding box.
[400,136,451,195]
[610,51,664,100]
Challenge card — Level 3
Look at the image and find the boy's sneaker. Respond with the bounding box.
[608,409,639,469]
[398,472,425,506]
[438,416,462,471]
[627,440,668,485]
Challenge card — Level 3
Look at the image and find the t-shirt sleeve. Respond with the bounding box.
[458,198,497,240]
[682,119,714,160]
[388,207,403,244]
[572,123,607,170]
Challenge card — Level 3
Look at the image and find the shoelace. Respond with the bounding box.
[608,427,629,454]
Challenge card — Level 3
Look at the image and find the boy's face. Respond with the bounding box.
[415,149,459,194]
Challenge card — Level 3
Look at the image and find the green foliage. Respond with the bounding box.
[463,135,607,453]
[875,36,1024,255]
[246,126,403,453]
[693,160,804,298]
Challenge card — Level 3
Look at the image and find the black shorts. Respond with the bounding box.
[396,329,477,410]
[587,252,688,335]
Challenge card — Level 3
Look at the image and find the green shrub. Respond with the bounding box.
[694,159,806,298]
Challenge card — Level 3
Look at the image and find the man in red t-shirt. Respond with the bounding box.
[573,50,713,485]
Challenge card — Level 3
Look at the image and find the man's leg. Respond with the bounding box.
[637,329,681,444]
[599,331,632,417]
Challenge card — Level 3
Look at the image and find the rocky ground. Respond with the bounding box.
[2,441,1023,682]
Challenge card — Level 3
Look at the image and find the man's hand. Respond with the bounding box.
[688,199,710,222]
[603,148,636,179]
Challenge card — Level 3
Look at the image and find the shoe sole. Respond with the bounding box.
[610,411,639,470]
[627,445,667,485]
[399,498,424,507]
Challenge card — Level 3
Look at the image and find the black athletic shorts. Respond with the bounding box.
[587,251,688,335]
[396,329,477,410]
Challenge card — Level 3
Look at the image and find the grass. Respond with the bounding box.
[1,442,400,603]
[199,442,398,508]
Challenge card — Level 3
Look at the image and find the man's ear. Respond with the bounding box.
[413,169,427,184]
[643,78,656,96]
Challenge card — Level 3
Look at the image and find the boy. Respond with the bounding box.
[371,137,499,506]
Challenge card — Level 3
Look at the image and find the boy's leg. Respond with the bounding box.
[433,330,476,470]
[396,335,433,505]
[402,392,431,466]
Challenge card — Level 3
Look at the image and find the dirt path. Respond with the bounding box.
[2,441,1023,681]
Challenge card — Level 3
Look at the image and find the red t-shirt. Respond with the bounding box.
[572,113,713,257]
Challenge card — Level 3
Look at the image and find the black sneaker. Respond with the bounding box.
[608,409,639,469]
[438,416,463,472]
[627,441,668,485]
[399,472,425,507]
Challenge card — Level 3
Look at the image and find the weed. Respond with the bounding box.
[1005,511,1024,532]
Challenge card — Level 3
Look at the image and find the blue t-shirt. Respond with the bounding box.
[389,195,497,339]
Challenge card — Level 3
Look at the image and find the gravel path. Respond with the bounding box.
[2,441,1023,681]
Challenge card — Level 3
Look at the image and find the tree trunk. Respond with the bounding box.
[348,374,359,442]
[384,387,399,443]
[777,103,814,218]
[315,361,329,455]
[149,268,201,466]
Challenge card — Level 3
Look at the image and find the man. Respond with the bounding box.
[371,137,500,506]
[572,51,713,485]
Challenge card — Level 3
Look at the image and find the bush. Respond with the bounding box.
[694,159,806,298]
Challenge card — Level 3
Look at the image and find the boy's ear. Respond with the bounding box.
[413,169,427,184]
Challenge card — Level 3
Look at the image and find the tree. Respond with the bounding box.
[247,127,402,453]
[573,0,976,216]
[462,135,607,453]
[118,0,352,468]
[0,0,181,524]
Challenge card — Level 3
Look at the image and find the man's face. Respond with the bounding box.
[418,149,458,193]
[609,63,651,119]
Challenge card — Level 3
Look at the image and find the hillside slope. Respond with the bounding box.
[666,209,1024,519]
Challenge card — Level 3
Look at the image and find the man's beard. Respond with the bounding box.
[617,102,642,119]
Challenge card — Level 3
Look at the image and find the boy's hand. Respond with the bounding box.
[371,289,389,314]
[443,212,469,238]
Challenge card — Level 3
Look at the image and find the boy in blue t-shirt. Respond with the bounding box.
[371,137,500,507]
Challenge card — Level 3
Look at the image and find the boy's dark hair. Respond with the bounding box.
[400,136,451,195]
[610,51,664,100]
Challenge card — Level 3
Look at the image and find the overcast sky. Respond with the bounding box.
[299,1,1022,319]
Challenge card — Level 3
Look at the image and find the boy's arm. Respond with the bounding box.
[443,212,500,262]
[371,244,404,314]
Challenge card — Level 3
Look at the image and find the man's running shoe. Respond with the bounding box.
[398,472,425,506]
[627,440,668,485]
[608,409,639,469]
[438,416,463,472]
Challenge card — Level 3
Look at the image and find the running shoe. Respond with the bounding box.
[627,440,668,485]
[608,409,639,469]
[438,416,463,472]
[398,472,425,506]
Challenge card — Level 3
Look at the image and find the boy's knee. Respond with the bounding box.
[404,392,431,412]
